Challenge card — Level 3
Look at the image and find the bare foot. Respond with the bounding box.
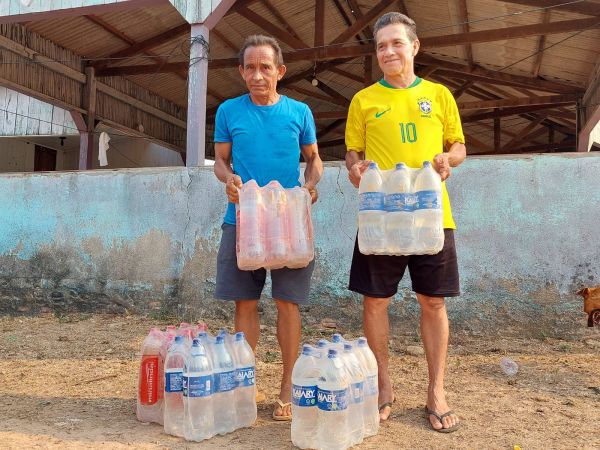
[427,388,459,431]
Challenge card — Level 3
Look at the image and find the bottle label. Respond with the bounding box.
[236,366,255,387]
[384,193,415,212]
[292,384,317,407]
[415,190,441,210]
[183,375,212,398]
[365,375,378,396]
[351,381,364,404]
[214,370,236,393]
[139,355,159,405]
[165,369,183,393]
[359,192,384,211]
[317,388,349,411]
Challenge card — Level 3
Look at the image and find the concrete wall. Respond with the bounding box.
[0,153,598,336]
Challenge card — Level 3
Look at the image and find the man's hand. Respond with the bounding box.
[433,153,451,181]
[225,173,243,203]
[348,160,372,188]
[304,183,318,204]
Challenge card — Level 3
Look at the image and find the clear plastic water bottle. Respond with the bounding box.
[212,334,237,435]
[317,349,350,450]
[263,181,289,268]
[233,332,257,428]
[291,345,320,449]
[331,333,345,351]
[385,162,415,254]
[136,328,164,424]
[355,337,379,437]
[286,186,314,268]
[413,161,444,254]
[358,162,386,255]
[342,343,365,446]
[237,179,265,270]
[183,338,215,442]
[315,339,329,358]
[164,335,187,437]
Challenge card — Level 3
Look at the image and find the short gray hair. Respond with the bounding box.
[373,12,418,43]
[238,35,284,67]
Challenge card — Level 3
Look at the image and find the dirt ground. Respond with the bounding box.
[0,313,598,450]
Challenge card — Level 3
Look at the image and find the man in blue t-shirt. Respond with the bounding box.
[213,34,323,421]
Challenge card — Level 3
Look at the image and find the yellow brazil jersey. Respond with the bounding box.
[345,78,465,229]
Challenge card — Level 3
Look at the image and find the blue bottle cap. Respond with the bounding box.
[396,162,406,169]
[302,345,312,355]
[344,343,353,351]
[332,333,342,343]
[174,335,184,343]
[317,339,328,348]
[216,335,224,344]
[357,337,368,346]
[198,331,207,338]
[328,349,338,358]
[192,338,200,347]
[235,331,245,341]
[369,162,377,169]
[422,161,432,168]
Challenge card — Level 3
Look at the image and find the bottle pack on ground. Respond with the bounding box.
[183,338,215,441]
[163,335,187,437]
[291,345,320,449]
[236,180,314,270]
[358,160,444,255]
[212,334,237,435]
[233,332,257,428]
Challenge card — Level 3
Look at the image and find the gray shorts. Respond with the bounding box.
[214,224,315,304]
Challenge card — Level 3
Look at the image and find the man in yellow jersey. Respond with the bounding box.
[345,12,466,432]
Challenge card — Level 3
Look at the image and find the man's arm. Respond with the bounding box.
[433,142,466,182]
[214,142,243,203]
[301,142,323,204]
[345,150,371,188]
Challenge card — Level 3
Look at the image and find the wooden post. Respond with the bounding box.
[494,117,501,152]
[186,24,209,167]
[80,66,97,169]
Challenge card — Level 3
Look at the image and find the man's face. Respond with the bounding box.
[239,45,286,98]
[375,23,419,77]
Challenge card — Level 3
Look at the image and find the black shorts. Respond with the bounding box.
[214,224,315,304]
[348,229,460,298]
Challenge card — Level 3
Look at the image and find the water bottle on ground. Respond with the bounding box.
[263,181,289,267]
[164,335,187,437]
[136,328,165,424]
[385,162,415,254]
[183,338,215,442]
[355,337,380,437]
[342,343,365,446]
[291,345,320,449]
[315,339,329,358]
[212,334,237,435]
[233,332,257,428]
[358,162,386,255]
[317,349,351,450]
[500,357,519,376]
[237,179,265,270]
[413,161,444,254]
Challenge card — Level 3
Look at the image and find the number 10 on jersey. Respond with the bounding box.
[399,122,417,143]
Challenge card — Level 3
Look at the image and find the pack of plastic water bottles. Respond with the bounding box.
[136,323,257,442]
[291,334,380,450]
[236,179,314,270]
[358,161,444,256]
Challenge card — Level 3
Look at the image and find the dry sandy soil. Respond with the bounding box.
[0,313,599,450]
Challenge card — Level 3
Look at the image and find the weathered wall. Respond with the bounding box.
[0,153,598,336]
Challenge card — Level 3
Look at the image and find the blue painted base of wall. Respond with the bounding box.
[0,154,597,336]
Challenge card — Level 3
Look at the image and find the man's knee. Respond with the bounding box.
[274,299,299,314]
[363,296,391,316]
[235,300,259,314]
[417,294,446,311]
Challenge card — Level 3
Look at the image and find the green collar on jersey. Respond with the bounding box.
[379,76,422,89]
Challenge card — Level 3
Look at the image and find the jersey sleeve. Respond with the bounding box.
[441,86,465,148]
[299,104,317,146]
[345,94,366,153]
[214,103,232,143]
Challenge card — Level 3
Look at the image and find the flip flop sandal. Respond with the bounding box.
[426,407,461,433]
[378,402,393,421]
[272,398,292,421]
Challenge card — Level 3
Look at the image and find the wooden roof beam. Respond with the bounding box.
[212,28,239,54]
[284,85,348,107]
[257,0,304,41]
[502,116,545,150]
[330,0,395,45]
[315,0,325,48]
[532,10,551,77]
[455,0,474,67]
[236,5,309,49]
[458,93,578,110]
[317,119,346,139]
[462,103,571,122]
[499,1,600,17]
[419,17,600,48]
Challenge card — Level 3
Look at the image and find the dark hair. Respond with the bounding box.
[373,12,418,43]
[238,35,284,67]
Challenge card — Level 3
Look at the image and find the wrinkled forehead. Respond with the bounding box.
[242,45,278,66]
[375,23,411,45]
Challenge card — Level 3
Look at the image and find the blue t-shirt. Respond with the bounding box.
[214,94,317,225]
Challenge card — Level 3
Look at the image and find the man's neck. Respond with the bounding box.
[383,72,417,89]
[249,92,280,106]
